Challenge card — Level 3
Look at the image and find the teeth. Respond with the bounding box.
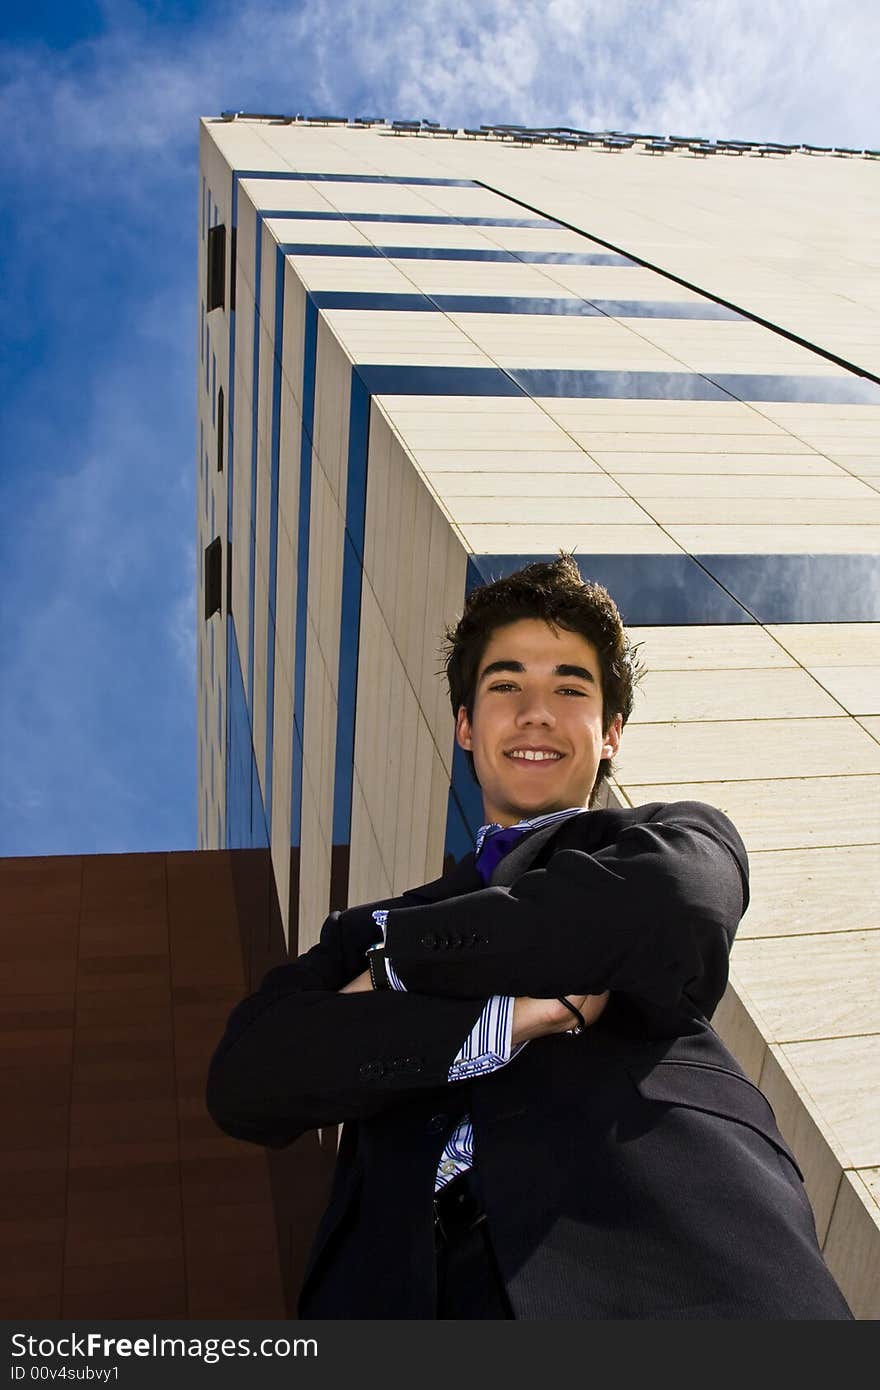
[508,751,562,761]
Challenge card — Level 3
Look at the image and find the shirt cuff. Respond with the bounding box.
[447,995,528,1080]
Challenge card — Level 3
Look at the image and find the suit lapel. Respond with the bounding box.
[402,852,482,903]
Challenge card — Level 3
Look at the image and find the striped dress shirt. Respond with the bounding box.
[371,805,587,1191]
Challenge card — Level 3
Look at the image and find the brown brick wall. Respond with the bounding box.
[0,849,335,1319]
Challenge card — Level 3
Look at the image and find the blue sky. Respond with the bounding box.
[1,0,877,856]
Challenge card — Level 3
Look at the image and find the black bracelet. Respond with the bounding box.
[556,997,586,1034]
[368,946,391,991]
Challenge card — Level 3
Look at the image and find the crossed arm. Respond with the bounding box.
[339,961,609,1045]
[205,801,748,1148]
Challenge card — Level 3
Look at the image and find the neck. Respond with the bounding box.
[484,803,586,829]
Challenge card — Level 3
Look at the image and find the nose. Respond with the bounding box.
[514,692,556,725]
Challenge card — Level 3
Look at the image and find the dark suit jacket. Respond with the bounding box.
[206,800,853,1320]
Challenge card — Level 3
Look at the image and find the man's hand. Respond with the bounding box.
[511,991,609,1045]
[339,969,373,994]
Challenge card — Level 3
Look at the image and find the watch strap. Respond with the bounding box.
[367,945,391,991]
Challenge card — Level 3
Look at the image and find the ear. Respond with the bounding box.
[602,713,623,760]
[455,705,473,752]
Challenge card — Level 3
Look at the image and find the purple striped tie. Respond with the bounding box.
[476,825,529,885]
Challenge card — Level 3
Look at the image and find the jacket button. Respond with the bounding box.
[421,932,439,949]
[426,1113,448,1134]
[359,1060,385,1080]
[388,1056,422,1075]
[390,1056,422,1074]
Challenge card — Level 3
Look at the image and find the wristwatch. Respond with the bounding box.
[367,943,391,991]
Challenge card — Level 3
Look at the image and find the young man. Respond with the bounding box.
[206,554,853,1320]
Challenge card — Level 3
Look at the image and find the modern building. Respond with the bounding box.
[193,114,880,1316]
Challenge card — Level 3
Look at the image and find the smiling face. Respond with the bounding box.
[455,617,623,828]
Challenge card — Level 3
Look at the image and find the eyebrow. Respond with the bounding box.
[478,660,597,687]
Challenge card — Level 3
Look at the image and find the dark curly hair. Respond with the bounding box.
[439,552,645,807]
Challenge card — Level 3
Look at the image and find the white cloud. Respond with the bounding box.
[169,571,197,691]
[0,0,877,166]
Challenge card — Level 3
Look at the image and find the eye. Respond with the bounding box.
[489,684,586,696]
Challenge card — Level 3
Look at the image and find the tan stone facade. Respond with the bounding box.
[193,118,879,1316]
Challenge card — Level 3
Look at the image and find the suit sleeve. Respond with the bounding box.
[375,908,525,1080]
[382,801,749,1019]
[205,905,487,1149]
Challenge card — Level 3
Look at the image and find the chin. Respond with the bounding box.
[512,791,563,815]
